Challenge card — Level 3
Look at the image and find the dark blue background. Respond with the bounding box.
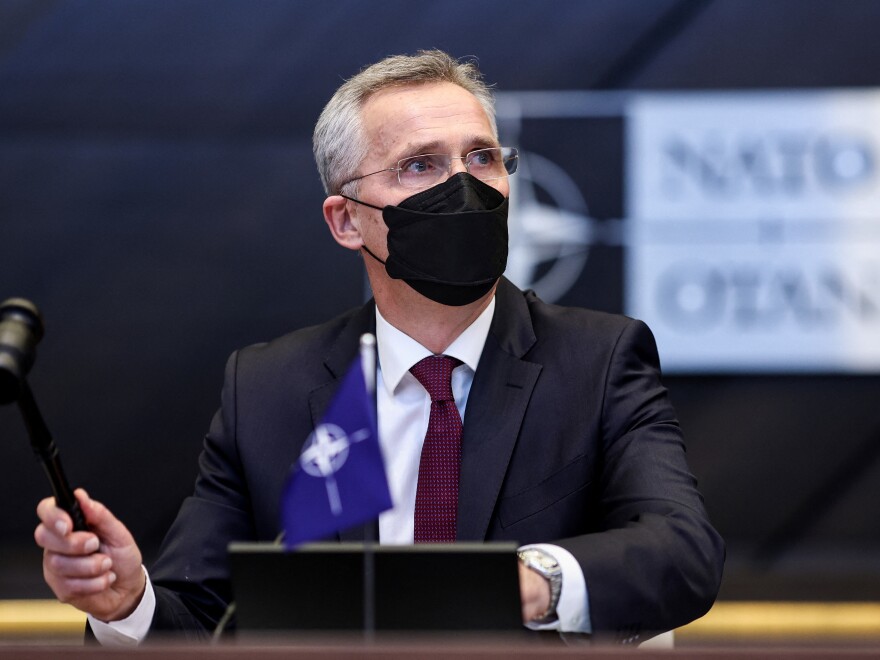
[2,0,879,600]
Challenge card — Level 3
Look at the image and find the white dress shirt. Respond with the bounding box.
[90,296,591,643]
[374,300,490,543]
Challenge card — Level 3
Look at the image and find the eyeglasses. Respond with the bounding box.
[339,147,518,192]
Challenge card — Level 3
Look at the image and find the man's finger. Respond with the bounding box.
[74,489,133,548]
[46,552,113,580]
[53,573,118,602]
[35,496,73,536]
[34,523,100,555]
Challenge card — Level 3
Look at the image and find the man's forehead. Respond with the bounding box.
[361,82,494,155]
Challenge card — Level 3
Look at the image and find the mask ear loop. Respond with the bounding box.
[339,193,384,212]
[338,194,389,265]
[360,244,387,266]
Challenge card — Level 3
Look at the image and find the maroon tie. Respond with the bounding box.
[410,355,463,543]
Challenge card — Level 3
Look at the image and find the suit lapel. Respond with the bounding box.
[305,301,377,544]
[457,278,540,540]
[307,301,376,422]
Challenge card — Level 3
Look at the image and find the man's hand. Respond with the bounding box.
[34,488,146,622]
[518,560,551,624]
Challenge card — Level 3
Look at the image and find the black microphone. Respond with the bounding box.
[0,298,44,404]
[0,298,87,531]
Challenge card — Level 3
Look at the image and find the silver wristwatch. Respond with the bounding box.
[517,548,562,624]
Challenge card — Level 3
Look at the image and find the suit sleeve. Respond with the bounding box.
[147,350,257,638]
[556,318,725,641]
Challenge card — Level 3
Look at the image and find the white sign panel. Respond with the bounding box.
[627,91,880,372]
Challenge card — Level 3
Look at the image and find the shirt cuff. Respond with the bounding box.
[519,543,592,634]
[87,566,155,646]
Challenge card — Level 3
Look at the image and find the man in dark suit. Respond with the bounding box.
[35,50,724,644]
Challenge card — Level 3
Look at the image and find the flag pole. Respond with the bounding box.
[359,333,377,641]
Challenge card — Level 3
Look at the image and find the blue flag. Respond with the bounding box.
[280,355,392,548]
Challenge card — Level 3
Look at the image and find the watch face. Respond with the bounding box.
[521,549,559,573]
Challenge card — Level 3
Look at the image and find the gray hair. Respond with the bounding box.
[313,50,497,196]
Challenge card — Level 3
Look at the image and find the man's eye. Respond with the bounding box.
[401,156,437,175]
[468,150,495,168]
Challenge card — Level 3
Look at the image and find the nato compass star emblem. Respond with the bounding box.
[505,151,599,303]
[299,423,371,515]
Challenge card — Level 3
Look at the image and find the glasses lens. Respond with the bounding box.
[466,148,518,180]
[395,148,519,188]
[502,147,518,175]
[397,154,450,188]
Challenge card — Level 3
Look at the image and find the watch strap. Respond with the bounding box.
[518,548,562,624]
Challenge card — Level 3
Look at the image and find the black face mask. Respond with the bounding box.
[342,172,509,306]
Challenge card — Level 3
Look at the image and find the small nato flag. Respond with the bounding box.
[280,350,392,547]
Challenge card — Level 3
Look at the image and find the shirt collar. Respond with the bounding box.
[375,296,496,396]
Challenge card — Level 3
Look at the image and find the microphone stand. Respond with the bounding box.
[17,378,87,531]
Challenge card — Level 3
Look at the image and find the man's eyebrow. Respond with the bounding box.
[394,136,500,159]
[467,136,501,151]
[396,141,443,158]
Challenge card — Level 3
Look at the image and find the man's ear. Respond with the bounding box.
[323,195,363,251]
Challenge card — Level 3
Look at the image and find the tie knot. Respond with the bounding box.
[410,355,462,402]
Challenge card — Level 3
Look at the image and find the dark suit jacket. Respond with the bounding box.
[148,278,724,642]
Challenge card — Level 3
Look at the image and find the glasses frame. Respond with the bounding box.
[337,147,518,193]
